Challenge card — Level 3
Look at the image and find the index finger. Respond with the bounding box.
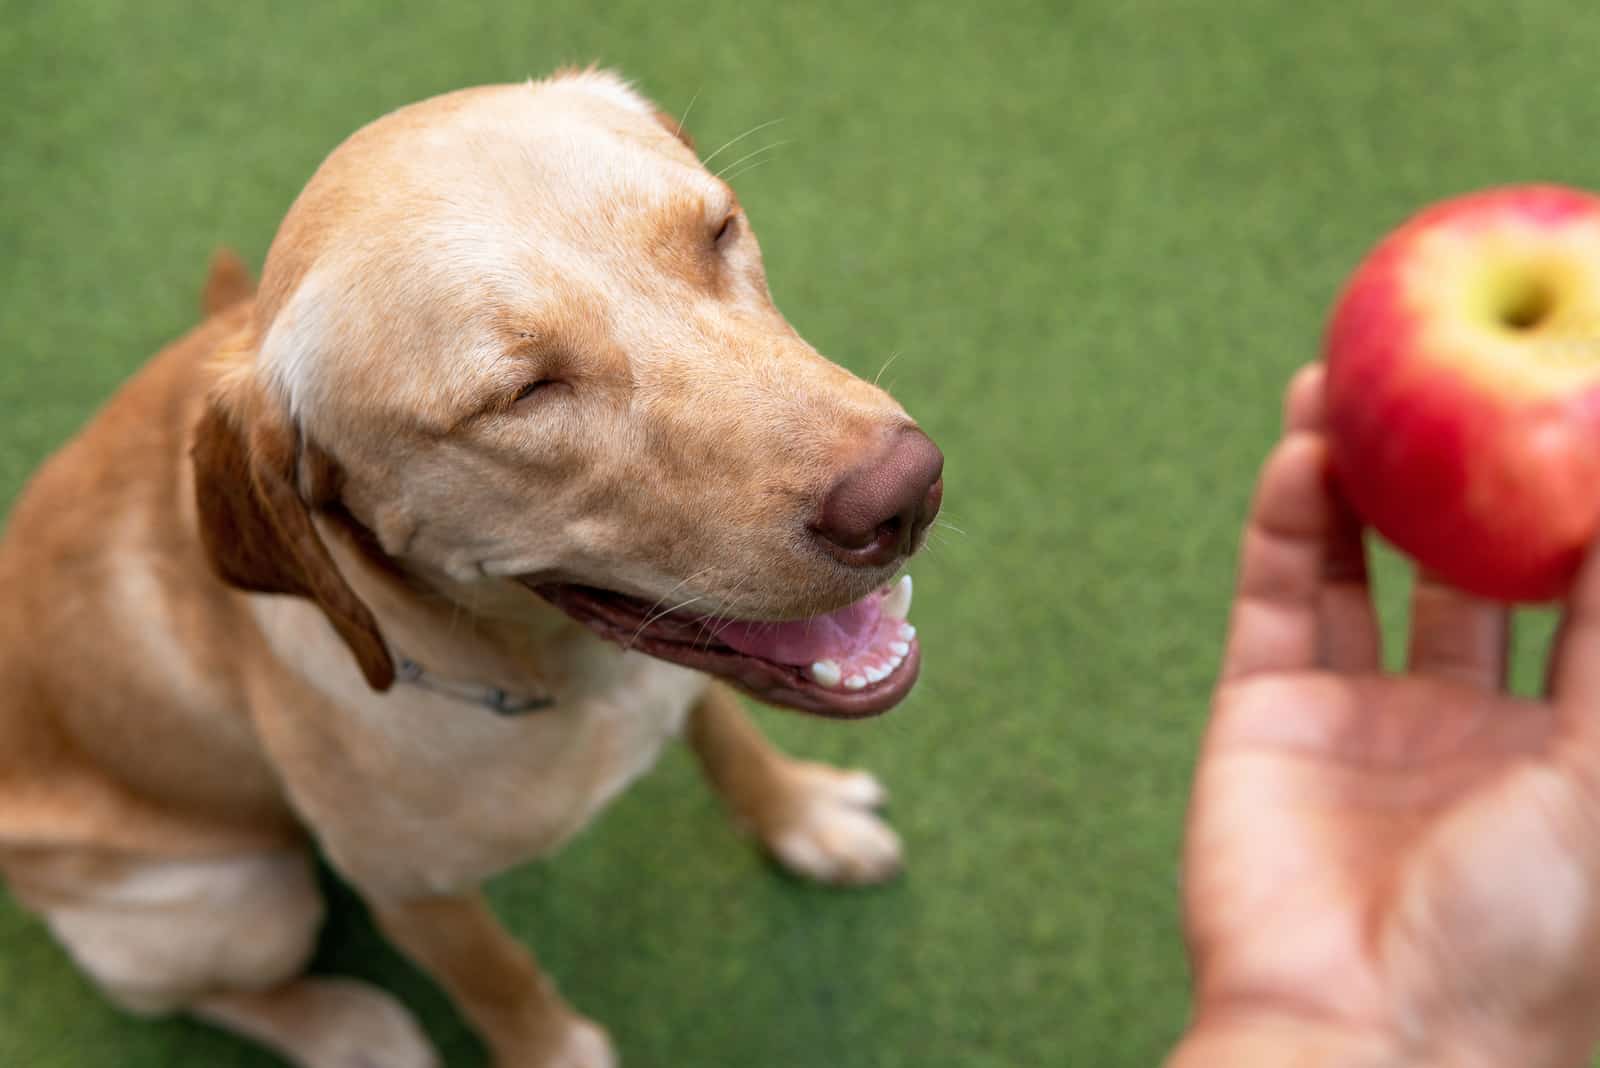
[1282,362,1382,673]
[1220,431,1336,681]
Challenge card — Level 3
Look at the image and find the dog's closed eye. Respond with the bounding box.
[714,212,739,249]
[513,379,561,406]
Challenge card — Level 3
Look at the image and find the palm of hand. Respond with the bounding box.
[1191,669,1600,1053]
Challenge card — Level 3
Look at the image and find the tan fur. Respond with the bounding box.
[201,247,255,316]
[0,69,918,1067]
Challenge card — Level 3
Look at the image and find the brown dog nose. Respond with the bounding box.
[812,427,944,567]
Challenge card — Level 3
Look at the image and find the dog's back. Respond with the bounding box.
[0,259,299,864]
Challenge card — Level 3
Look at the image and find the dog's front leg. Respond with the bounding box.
[687,682,903,885]
[371,892,614,1068]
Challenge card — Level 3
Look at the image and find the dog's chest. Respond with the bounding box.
[380,653,705,875]
[251,604,709,894]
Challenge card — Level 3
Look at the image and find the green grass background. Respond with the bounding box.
[3,1,1598,1064]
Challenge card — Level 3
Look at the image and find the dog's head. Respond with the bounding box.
[193,70,942,717]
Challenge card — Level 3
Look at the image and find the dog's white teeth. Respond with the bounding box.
[889,640,910,657]
[882,574,913,621]
[844,674,868,690]
[809,660,843,688]
[865,664,889,684]
[898,623,916,642]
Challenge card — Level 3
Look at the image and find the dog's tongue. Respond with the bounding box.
[714,593,883,666]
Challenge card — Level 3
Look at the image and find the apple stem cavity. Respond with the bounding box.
[1498,273,1557,332]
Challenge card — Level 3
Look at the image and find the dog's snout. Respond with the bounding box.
[811,427,944,567]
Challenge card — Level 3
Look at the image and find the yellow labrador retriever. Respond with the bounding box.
[0,69,941,1067]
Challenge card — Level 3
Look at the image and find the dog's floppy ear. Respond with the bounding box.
[191,370,395,691]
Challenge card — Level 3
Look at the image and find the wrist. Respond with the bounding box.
[1168,1014,1402,1068]
[1169,1011,1589,1068]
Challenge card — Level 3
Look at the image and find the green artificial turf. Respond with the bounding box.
[3,2,1599,1065]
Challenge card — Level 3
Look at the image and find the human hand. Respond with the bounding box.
[1169,365,1600,1068]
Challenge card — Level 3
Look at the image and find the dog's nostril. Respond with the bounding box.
[812,428,944,567]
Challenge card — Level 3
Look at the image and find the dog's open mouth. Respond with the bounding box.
[526,576,919,718]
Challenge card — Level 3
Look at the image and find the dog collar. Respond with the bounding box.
[394,656,556,716]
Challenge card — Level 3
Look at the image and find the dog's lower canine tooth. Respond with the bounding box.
[809,660,843,688]
[898,623,916,642]
[882,574,913,621]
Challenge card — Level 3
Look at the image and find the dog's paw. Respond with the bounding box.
[199,978,440,1068]
[764,763,903,886]
[496,1014,617,1068]
[546,1016,618,1068]
[295,981,440,1068]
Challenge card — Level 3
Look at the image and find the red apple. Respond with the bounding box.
[1324,184,1600,603]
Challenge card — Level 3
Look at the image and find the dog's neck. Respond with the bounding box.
[316,518,579,710]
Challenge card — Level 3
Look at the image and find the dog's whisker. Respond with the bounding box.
[933,518,968,537]
[632,589,708,633]
[695,574,754,650]
[873,351,905,388]
[716,142,788,182]
[637,567,714,624]
[625,592,711,652]
[709,606,753,644]
[694,613,729,651]
[700,117,784,167]
[627,571,717,649]
[721,157,779,186]
[675,87,702,137]
[696,598,742,649]
[714,140,791,181]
